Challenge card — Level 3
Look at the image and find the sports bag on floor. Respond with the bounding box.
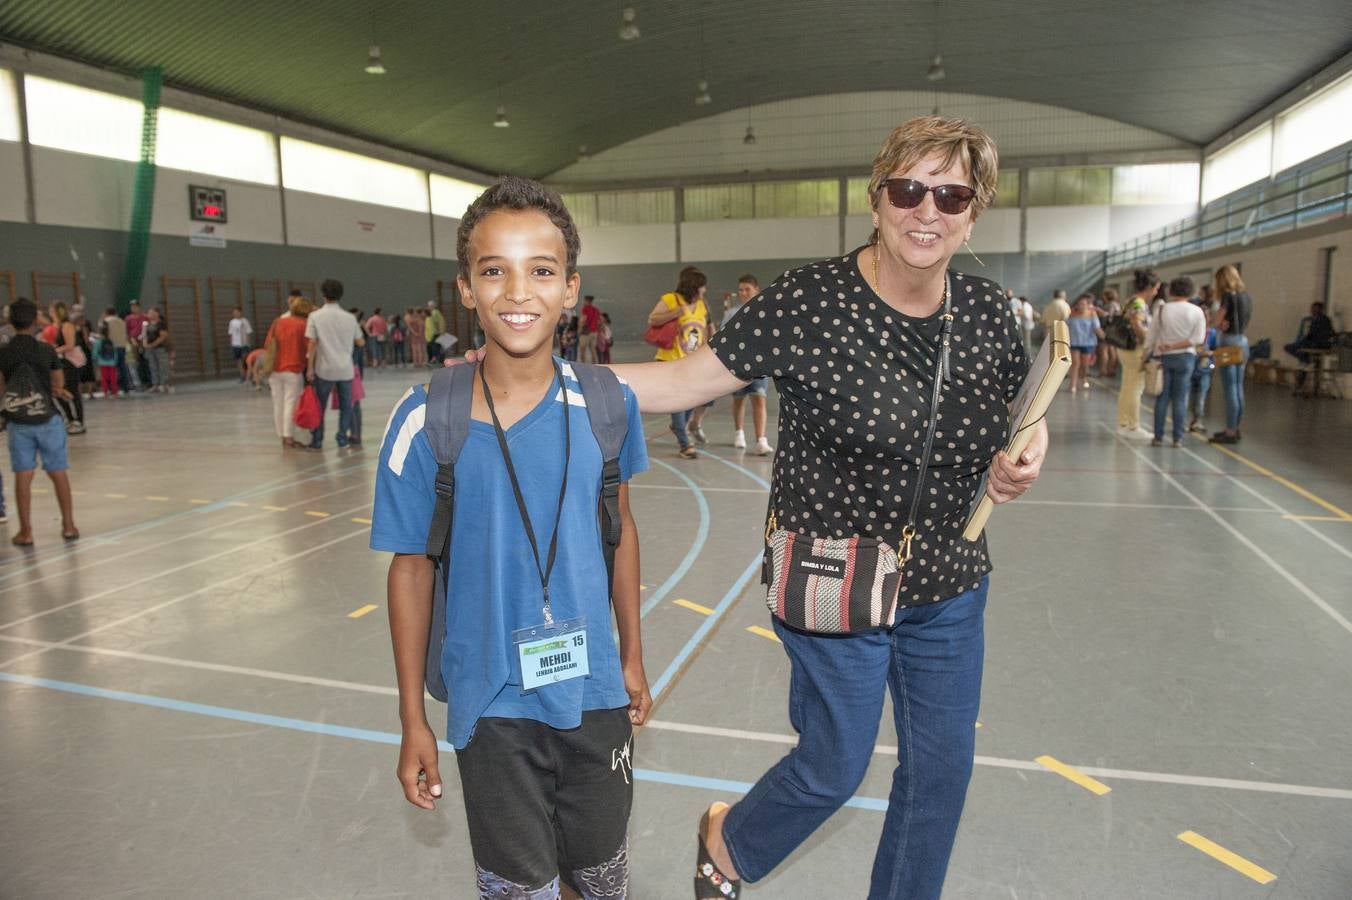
[421,361,629,703]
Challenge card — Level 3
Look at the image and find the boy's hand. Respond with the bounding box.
[397,723,443,810]
[623,660,652,726]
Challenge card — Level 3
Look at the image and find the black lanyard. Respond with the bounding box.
[480,361,571,624]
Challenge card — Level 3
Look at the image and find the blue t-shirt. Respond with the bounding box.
[370,360,649,748]
[1066,314,1100,348]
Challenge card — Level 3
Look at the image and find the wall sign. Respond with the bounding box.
[190,185,228,223]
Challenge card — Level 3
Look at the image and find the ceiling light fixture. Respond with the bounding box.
[926,53,945,82]
[365,44,387,75]
[493,105,510,128]
[694,79,712,106]
[743,125,756,146]
[618,7,641,41]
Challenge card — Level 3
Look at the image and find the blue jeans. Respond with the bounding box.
[669,409,691,448]
[1218,334,1248,432]
[310,377,353,447]
[1154,354,1195,442]
[723,579,989,900]
[1189,366,1212,421]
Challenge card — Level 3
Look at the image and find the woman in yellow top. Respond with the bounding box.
[648,266,710,458]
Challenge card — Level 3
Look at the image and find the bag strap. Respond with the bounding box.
[899,273,953,564]
[423,363,476,562]
[570,362,630,598]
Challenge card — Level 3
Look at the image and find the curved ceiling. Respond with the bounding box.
[1,0,1349,179]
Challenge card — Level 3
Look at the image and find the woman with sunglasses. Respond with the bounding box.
[460,116,1046,899]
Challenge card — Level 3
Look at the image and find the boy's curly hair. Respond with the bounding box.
[456,176,581,276]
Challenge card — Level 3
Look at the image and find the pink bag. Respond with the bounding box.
[331,366,365,408]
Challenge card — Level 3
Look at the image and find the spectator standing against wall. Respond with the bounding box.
[578,294,602,363]
[227,306,254,383]
[1145,276,1207,448]
[304,279,364,451]
[0,298,79,545]
[722,274,774,454]
[1116,270,1156,436]
[1209,264,1252,444]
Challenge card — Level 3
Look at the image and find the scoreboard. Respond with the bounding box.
[189,185,228,223]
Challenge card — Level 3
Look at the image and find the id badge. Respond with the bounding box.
[513,617,590,693]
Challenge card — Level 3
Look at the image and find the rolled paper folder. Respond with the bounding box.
[962,320,1070,541]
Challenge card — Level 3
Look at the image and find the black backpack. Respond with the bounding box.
[420,361,630,703]
[1,360,56,425]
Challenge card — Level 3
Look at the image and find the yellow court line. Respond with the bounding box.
[351,517,372,525]
[262,505,288,512]
[674,598,714,615]
[226,502,249,508]
[1177,831,1276,884]
[747,625,782,643]
[32,488,48,494]
[347,604,379,619]
[104,493,128,499]
[1035,755,1111,795]
[144,496,169,502]
[975,721,983,729]
[189,499,211,505]
[304,510,330,518]
[1282,514,1352,523]
[1200,438,1352,521]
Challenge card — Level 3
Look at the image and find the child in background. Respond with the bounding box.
[1065,293,1103,395]
[1188,322,1219,434]
[93,322,119,398]
[597,312,614,364]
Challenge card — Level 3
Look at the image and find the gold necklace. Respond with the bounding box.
[872,243,949,311]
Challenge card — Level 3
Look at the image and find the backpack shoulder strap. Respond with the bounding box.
[423,362,477,561]
[570,363,630,597]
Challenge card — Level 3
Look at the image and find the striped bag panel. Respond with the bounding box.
[764,530,903,634]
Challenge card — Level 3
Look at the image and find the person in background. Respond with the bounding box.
[1065,293,1103,395]
[0,298,79,545]
[101,306,134,393]
[349,309,367,376]
[305,279,364,450]
[648,265,710,459]
[425,301,446,364]
[722,274,773,454]
[1094,288,1122,377]
[228,306,254,383]
[365,306,388,369]
[1209,264,1252,444]
[93,321,119,398]
[1018,296,1036,357]
[266,294,312,449]
[1146,276,1207,448]
[1116,270,1156,436]
[1187,317,1219,434]
[1284,301,1335,391]
[408,308,427,366]
[577,294,602,363]
[124,301,151,391]
[141,307,173,394]
[48,302,86,433]
[1040,288,1071,335]
[597,312,614,364]
[75,316,98,402]
[388,313,406,367]
[560,316,579,362]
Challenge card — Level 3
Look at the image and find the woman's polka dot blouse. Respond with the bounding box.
[708,250,1029,607]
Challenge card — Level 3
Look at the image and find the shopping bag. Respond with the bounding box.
[294,385,321,430]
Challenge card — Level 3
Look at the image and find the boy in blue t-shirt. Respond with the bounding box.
[372,177,651,899]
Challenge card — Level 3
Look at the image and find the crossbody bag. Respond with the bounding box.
[762,274,953,634]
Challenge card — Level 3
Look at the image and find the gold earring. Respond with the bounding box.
[962,238,984,267]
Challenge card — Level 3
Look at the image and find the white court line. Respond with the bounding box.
[1177,445,1352,563]
[0,501,373,632]
[6,636,1347,803]
[0,527,369,670]
[1101,424,1352,637]
[1008,499,1274,512]
[0,481,373,598]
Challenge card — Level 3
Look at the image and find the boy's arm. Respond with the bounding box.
[387,552,443,809]
[611,483,651,725]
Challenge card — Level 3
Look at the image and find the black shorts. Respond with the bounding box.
[456,707,633,898]
[231,345,250,361]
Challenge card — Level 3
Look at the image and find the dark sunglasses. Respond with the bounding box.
[881,178,976,215]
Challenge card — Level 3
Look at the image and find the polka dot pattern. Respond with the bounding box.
[709,251,1029,607]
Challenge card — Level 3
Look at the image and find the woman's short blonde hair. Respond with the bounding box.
[866,115,1000,242]
[288,295,313,317]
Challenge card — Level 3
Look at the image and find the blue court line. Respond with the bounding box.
[649,552,764,702]
[695,447,771,490]
[0,458,377,582]
[639,458,710,618]
[0,671,887,813]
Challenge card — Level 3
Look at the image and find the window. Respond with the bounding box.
[1202,124,1272,205]
[559,189,675,227]
[1110,164,1200,205]
[686,179,837,221]
[280,137,428,212]
[430,174,485,219]
[991,169,1020,208]
[684,183,754,221]
[1274,72,1352,173]
[846,177,873,215]
[156,108,277,184]
[0,70,19,142]
[1027,167,1111,206]
[24,75,141,161]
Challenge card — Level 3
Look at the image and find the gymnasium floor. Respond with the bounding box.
[1,352,1349,899]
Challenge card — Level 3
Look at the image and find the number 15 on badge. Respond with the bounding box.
[515,618,591,693]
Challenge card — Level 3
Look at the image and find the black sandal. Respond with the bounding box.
[695,802,741,899]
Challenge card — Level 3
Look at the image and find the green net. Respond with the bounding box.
[115,68,162,316]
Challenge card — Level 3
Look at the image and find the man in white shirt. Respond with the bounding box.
[227,307,254,382]
[304,279,365,450]
[1040,289,1071,332]
[1144,276,1207,448]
